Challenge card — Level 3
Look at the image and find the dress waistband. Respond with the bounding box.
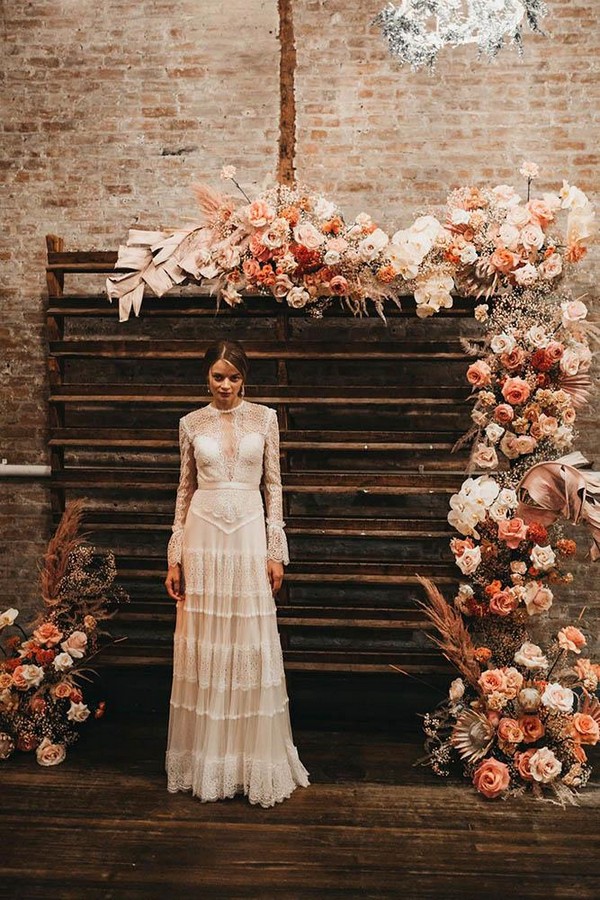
[194,481,261,492]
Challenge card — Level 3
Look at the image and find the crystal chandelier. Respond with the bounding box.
[374,0,548,70]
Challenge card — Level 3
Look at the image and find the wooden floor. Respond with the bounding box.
[2,677,599,900]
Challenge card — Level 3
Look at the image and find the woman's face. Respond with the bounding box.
[208,358,244,406]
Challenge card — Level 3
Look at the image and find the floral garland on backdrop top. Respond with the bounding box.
[106,161,592,323]
[107,163,598,802]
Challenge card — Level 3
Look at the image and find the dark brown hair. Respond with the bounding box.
[202,340,249,382]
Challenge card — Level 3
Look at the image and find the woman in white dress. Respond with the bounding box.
[164,340,310,807]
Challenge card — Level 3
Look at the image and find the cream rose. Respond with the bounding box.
[455,546,481,575]
[490,332,516,355]
[541,683,574,713]
[61,631,88,659]
[36,737,67,767]
[357,228,389,261]
[538,254,563,280]
[561,299,588,325]
[557,625,586,654]
[449,678,465,701]
[12,664,44,690]
[485,423,504,444]
[514,263,538,287]
[528,747,562,783]
[530,545,556,572]
[519,223,545,251]
[514,642,548,670]
[286,287,310,309]
[293,221,325,250]
[67,701,91,723]
[523,582,554,615]
[473,444,499,470]
[507,205,531,228]
[53,652,74,673]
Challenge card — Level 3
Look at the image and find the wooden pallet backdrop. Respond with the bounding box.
[45,234,476,679]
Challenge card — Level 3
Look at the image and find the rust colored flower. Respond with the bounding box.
[556,539,577,557]
[475,647,493,664]
[530,349,553,372]
[280,206,301,226]
[321,216,344,235]
[376,265,397,284]
[527,523,549,545]
[518,715,545,744]
[485,580,502,597]
[565,243,587,263]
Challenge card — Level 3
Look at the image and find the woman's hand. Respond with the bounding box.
[267,560,284,595]
[165,564,185,602]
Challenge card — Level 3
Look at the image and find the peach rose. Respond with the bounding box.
[515,748,537,781]
[12,664,44,690]
[516,435,537,455]
[490,248,518,274]
[528,747,562,783]
[489,590,519,617]
[472,758,511,799]
[248,200,276,228]
[52,682,72,700]
[0,673,13,689]
[242,258,261,281]
[500,432,522,459]
[557,626,586,654]
[497,717,525,744]
[539,254,563,280]
[502,377,531,406]
[473,444,498,470]
[293,221,325,250]
[497,517,528,549]
[527,199,555,228]
[519,715,545,744]
[479,669,507,695]
[466,360,492,387]
[33,622,63,647]
[545,342,564,363]
[504,667,524,697]
[494,404,514,424]
[571,713,600,745]
[249,233,270,261]
[36,737,66,767]
[523,582,554,616]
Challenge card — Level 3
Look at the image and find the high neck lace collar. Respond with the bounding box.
[207,399,245,415]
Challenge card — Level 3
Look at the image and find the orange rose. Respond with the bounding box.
[473,758,511,799]
[32,622,63,647]
[497,718,525,743]
[489,590,519,617]
[490,248,518,274]
[52,682,72,700]
[518,715,545,744]
[571,713,600,745]
[557,626,586,654]
[501,376,531,406]
[500,347,527,371]
[466,360,492,387]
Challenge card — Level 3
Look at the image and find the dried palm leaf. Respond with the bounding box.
[558,372,592,408]
[416,576,481,688]
[455,258,499,300]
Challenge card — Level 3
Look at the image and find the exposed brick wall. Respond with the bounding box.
[1,0,598,632]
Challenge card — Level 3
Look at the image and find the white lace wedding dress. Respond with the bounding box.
[165,400,310,806]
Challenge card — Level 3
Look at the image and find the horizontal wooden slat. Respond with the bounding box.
[49,384,469,405]
[51,468,463,492]
[49,427,465,449]
[49,338,471,360]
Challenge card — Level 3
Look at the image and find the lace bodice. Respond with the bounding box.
[167,401,289,567]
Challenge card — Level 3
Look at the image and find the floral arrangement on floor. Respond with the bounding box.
[0,501,128,766]
[417,174,599,800]
[106,162,593,322]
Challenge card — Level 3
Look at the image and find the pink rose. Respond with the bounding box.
[494,404,514,424]
[60,630,88,659]
[497,517,528,549]
[519,223,545,251]
[473,758,511,799]
[466,360,492,387]
[538,254,563,280]
[242,258,261,281]
[248,200,276,228]
[326,237,348,253]
[500,347,527,372]
[489,590,519,617]
[497,717,525,744]
[293,221,325,250]
[329,275,349,296]
[479,669,507,695]
[501,377,531,406]
[515,748,536,781]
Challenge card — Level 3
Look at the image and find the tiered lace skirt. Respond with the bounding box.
[165,490,310,807]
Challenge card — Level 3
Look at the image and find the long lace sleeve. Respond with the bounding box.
[263,408,289,564]
[167,418,197,567]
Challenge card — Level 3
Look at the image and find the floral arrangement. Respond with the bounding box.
[0,501,128,766]
[107,162,593,325]
[417,169,598,804]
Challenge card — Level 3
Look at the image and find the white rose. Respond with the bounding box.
[449,678,465,701]
[524,582,553,615]
[455,546,481,575]
[0,608,18,630]
[67,701,91,723]
[357,228,389,261]
[538,254,563,280]
[313,197,337,220]
[498,488,518,509]
[323,250,340,265]
[561,299,588,325]
[498,223,520,250]
[489,499,511,522]
[490,332,516,355]
[485,423,504,444]
[519,223,545,251]
[559,348,581,376]
[450,208,471,225]
[530,545,556,572]
[553,425,574,451]
[14,664,44,689]
[514,642,548,670]
[541,683,574,713]
[472,443,498,470]
[506,205,531,228]
[529,747,562,784]
[514,263,538,287]
[459,243,478,264]
[542,192,561,212]
[526,325,549,348]
[53,652,74,673]
[286,287,310,309]
[492,184,522,207]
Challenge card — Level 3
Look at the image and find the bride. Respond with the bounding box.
[164,339,310,806]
